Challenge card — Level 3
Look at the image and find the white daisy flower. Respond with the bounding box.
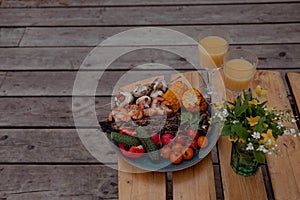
[246,143,254,151]
[251,131,261,139]
[290,128,296,134]
[257,145,269,153]
[232,120,239,124]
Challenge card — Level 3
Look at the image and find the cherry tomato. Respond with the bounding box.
[182,147,194,160]
[197,136,209,148]
[118,144,145,158]
[187,128,199,139]
[175,133,186,144]
[172,143,183,153]
[170,152,183,165]
[161,134,174,145]
[160,146,171,159]
[186,139,197,150]
[150,133,161,146]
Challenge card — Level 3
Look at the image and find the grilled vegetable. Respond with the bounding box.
[162,81,188,112]
[136,127,160,162]
[111,132,141,148]
[182,88,208,112]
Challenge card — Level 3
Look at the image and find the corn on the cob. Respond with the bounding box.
[162,81,188,112]
[182,88,208,112]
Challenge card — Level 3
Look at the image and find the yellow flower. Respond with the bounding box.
[238,138,246,143]
[216,101,224,109]
[255,85,268,98]
[247,116,261,126]
[260,129,276,147]
[228,103,235,110]
[248,99,259,106]
[229,135,238,143]
[265,106,273,114]
[263,123,269,130]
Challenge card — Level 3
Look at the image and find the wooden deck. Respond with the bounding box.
[0,0,300,199]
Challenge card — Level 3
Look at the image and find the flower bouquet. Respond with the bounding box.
[212,86,299,176]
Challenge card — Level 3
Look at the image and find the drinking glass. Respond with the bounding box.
[223,49,258,95]
[198,28,231,68]
[198,29,230,96]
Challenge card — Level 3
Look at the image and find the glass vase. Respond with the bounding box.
[230,142,260,176]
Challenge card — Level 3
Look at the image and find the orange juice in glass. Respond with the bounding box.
[198,29,230,68]
[224,49,258,93]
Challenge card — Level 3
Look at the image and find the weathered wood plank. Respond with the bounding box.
[219,71,300,199]
[0,28,24,47]
[218,138,267,200]
[0,72,6,86]
[1,4,299,27]
[287,72,300,113]
[173,154,216,200]
[0,165,118,200]
[218,71,271,199]
[0,129,114,163]
[0,97,111,127]
[2,0,300,7]
[1,44,300,70]
[0,70,204,97]
[0,47,91,70]
[218,71,300,199]
[252,71,300,200]
[0,70,196,96]
[118,158,167,200]
[0,51,300,96]
[170,70,215,200]
[19,24,300,47]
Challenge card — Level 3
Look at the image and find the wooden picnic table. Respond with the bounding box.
[0,0,300,199]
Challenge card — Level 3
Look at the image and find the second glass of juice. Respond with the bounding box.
[198,29,231,68]
[224,49,258,94]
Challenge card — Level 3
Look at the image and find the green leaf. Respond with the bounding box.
[259,101,268,107]
[221,124,232,136]
[236,101,249,117]
[235,93,251,117]
[234,96,242,113]
[253,150,266,164]
[254,117,265,133]
[198,114,206,123]
[231,124,248,140]
[255,106,266,117]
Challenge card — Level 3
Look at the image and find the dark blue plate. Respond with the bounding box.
[107,106,221,172]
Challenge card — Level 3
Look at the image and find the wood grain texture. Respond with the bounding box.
[0,28,24,47]
[2,0,300,7]
[0,165,118,199]
[0,129,114,163]
[218,71,275,200]
[287,72,300,113]
[0,49,298,97]
[171,70,215,200]
[118,158,167,200]
[0,44,300,70]
[1,4,299,26]
[0,97,111,127]
[18,24,300,47]
[218,136,267,200]
[173,154,216,200]
[253,71,300,200]
[0,47,92,70]
[0,70,205,96]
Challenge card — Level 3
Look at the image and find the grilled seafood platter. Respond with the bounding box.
[99,75,217,171]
